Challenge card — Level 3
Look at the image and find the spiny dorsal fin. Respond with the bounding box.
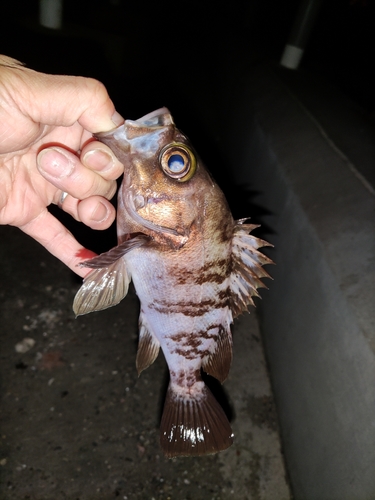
[160,384,233,457]
[202,325,233,383]
[136,316,160,376]
[230,222,274,317]
[73,258,130,316]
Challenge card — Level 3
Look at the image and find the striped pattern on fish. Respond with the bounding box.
[73,108,273,457]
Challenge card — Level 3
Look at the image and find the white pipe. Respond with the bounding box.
[39,0,63,30]
[280,0,322,70]
[280,45,304,70]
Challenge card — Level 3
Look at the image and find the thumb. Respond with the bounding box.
[1,56,124,133]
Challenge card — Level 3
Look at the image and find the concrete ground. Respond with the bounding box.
[0,226,290,499]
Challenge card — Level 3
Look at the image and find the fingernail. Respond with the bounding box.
[91,201,109,223]
[37,149,74,178]
[111,111,124,127]
[83,149,114,172]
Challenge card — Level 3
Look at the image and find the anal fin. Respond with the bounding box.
[160,384,233,457]
[202,325,233,383]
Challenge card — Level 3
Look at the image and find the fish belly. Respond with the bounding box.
[125,245,234,457]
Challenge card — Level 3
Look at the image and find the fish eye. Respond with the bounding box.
[159,143,197,182]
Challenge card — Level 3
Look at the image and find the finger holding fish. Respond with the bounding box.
[37,141,123,228]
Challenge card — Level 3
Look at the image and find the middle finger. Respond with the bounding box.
[80,140,124,181]
[37,146,117,201]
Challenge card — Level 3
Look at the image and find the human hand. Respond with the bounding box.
[0,55,124,277]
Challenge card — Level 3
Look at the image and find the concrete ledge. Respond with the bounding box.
[219,65,375,499]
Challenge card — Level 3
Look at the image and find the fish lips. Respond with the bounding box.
[94,108,175,158]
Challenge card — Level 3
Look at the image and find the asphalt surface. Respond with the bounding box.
[0,224,290,499]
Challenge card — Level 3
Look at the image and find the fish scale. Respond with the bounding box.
[73,108,273,457]
[128,244,229,367]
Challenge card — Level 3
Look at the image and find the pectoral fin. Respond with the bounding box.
[77,234,150,269]
[73,234,150,316]
[73,258,130,316]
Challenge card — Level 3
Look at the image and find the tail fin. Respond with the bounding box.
[160,384,233,457]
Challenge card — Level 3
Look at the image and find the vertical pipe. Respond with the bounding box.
[39,0,63,30]
[280,0,323,70]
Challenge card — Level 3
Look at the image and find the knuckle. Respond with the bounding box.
[85,78,109,105]
[105,181,117,200]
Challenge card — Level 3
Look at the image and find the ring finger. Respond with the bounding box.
[57,191,116,229]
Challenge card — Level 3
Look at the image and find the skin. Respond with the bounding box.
[0,55,125,277]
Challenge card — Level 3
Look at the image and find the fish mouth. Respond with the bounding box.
[124,188,188,241]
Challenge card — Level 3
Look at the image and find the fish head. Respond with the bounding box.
[95,108,220,248]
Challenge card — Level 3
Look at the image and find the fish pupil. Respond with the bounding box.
[168,154,185,173]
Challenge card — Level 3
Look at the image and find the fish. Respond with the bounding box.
[73,107,273,457]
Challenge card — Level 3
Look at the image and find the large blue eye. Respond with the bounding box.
[168,154,185,173]
[159,143,197,182]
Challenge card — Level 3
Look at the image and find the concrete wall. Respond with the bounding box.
[215,65,375,499]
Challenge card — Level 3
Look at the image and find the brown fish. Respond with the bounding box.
[73,108,273,457]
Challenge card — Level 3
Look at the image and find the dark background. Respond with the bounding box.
[1,0,374,119]
[0,2,374,497]
[1,0,374,242]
